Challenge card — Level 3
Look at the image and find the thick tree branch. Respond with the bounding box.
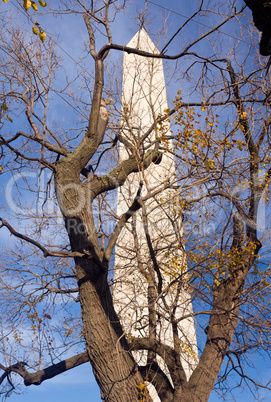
[226,59,258,158]
[256,114,271,149]
[83,13,97,59]
[142,204,163,294]
[63,89,107,174]
[0,353,89,387]
[25,108,41,139]
[90,145,162,200]
[128,337,187,386]
[139,363,174,402]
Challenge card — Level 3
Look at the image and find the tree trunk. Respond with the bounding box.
[55,165,142,401]
[77,263,141,401]
[181,279,243,401]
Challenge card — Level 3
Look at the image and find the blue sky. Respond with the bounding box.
[9,364,101,401]
[1,0,271,401]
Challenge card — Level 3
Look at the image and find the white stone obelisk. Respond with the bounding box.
[114,29,198,400]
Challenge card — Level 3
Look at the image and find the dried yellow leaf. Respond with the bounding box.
[39,31,46,42]
[23,0,31,10]
[6,115,13,123]
[31,1,38,11]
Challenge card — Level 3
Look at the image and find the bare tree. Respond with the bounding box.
[0,1,270,401]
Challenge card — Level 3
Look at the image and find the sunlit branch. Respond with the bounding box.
[104,182,143,261]
[91,143,162,199]
[83,13,97,59]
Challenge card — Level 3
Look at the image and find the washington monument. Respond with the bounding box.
[114,28,198,400]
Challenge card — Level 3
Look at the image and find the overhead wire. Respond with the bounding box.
[146,0,257,50]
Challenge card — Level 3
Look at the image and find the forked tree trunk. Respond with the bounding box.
[55,167,143,401]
